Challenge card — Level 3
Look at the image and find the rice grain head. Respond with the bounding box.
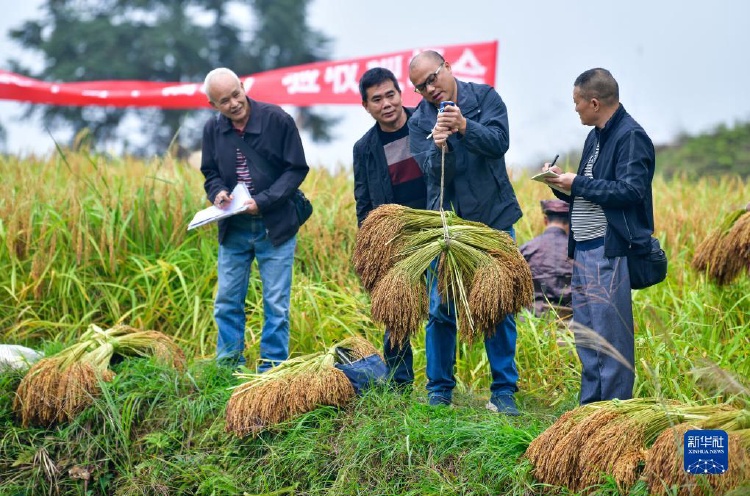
[692,210,750,285]
[370,267,427,348]
[577,405,672,493]
[544,408,622,490]
[525,404,600,487]
[14,357,65,427]
[335,335,383,362]
[353,204,409,291]
[225,350,356,438]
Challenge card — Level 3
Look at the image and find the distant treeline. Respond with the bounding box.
[656,121,750,178]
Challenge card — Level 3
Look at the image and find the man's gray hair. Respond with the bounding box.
[203,68,241,99]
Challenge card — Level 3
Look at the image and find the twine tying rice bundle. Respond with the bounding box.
[225,336,381,438]
[692,209,750,285]
[13,324,186,427]
[353,205,532,347]
[525,399,748,494]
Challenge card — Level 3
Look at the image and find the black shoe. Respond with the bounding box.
[428,394,452,407]
[486,393,519,416]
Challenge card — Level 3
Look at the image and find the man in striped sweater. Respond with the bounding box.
[544,68,656,404]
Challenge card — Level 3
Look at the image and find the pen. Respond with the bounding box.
[550,154,559,168]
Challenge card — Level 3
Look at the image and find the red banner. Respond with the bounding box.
[0,41,497,109]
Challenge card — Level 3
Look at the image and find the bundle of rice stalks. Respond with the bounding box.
[576,402,737,493]
[225,336,381,437]
[525,399,742,493]
[692,209,750,285]
[13,324,185,427]
[524,405,597,482]
[644,423,750,496]
[353,205,532,346]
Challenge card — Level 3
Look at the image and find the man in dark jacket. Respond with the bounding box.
[353,67,426,388]
[408,50,523,415]
[201,67,309,371]
[520,199,573,318]
[544,68,656,404]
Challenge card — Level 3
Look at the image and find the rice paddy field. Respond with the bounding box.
[0,151,748,495]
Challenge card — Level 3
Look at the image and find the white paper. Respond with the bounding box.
[531,170,570,195]
[188,183,251,230]
[531,170,559,181]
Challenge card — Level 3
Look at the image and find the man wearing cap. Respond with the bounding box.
[519,200,573,318]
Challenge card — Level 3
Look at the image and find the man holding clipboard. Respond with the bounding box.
[538,68,656,405]
[200,68,309,371]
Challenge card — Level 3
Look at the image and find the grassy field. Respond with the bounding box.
[0,151,748,495]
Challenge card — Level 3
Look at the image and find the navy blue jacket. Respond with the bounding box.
[200,98,309,246]
[408,80,522,230]
[553,104,655,258]
[352,107,416,226]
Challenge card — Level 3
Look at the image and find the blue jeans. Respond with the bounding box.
[215,216,296,372]
[424,227,519,399]
[572,242,634,404]
[383,330,414,386]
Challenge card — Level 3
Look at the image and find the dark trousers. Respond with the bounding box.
[383,330,414,386]
[572,243,634,404]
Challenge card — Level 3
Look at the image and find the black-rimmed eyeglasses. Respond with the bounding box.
[414,63,444,93]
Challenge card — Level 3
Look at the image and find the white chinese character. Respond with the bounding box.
[451,48,488,84]
[162,84,200,97]
[365,56,408,92]
[281,70,321,94]
[82,90,109,99]
[324,63,359,95]
[365,56,403,79]
[242,77,255,93]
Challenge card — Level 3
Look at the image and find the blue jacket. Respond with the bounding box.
[352,107,416,226]
[200,98,309,246]
[408,80,522,230]
[553,104,655,258]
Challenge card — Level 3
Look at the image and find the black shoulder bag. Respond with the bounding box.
[627,236,668,289]
[227,132,313,226]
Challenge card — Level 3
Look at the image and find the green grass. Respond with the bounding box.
[0,357,562,495]
[0,150,749,494]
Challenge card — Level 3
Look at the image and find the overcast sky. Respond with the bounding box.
[1,0,749,170]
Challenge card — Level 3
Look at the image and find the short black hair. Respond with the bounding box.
[359,67,401,103]
[574,68,619,106]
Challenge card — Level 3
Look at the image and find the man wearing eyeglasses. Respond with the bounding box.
[408,50,523,415]
[352,67,427,391]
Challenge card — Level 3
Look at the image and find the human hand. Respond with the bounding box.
[545,172,576,193]
[432,123,451,149]
[242,198,260,215]
[436,104,467,135]
[214,190,232,209]
[542,157,563,176]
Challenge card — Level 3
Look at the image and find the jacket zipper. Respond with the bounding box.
[622,211,633,249]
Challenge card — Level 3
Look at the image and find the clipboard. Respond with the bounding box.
[531,170,570,194]
[188,183,251,230]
